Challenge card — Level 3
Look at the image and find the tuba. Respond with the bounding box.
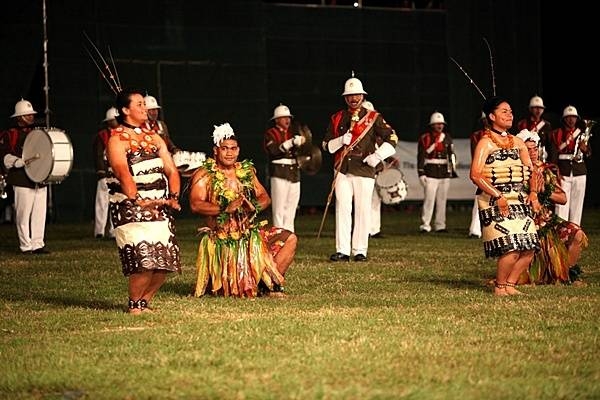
[573,119,595,162]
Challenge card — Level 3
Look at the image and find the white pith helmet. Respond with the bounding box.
[271,104,293,120]
[10,98,37,118]
[342,72,367,96]
[529,95,545,109]
[362,100,374,111]
[562,105,579,119]
[429,112,446,125]
[103,107,119,122]
[144,95,161,109]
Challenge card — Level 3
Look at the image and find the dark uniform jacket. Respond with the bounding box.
[0,126,44,188]
[517,117,552,148]
[547,126,591,177]
[93,128,111,179]
[145,120,179,154]
[264,126,301,183]
[323,107,396,179]
[417,130,454,179]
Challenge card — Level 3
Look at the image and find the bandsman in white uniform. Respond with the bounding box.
[0,99,49,254]
[263,104,305,232]
[417,111,456,233]
[547,105,591,226]
[322,74,398,262]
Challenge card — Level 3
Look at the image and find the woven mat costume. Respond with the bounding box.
[523,163,588,284]
[107,127,181,276]
[194,158,284,298]
[477,147,540,258]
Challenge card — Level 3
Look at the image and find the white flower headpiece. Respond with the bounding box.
[516,129,540,144]
[212,123,235,146]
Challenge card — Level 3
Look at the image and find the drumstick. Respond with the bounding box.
[24,153,41,165]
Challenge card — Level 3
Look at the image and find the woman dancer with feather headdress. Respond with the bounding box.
[470,96,540,296]
[106,88,182,314]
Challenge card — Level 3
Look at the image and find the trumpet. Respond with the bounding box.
[573,119,595,162]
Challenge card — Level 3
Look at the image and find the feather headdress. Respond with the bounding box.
[213,123,236,146]
[516,129,540,144]
[83,31,122,95]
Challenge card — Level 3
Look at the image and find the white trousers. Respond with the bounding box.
[370,186,381,235]
[14,185,47,252]
[94,178,114,237]
[334,172,374,256]
[420,177,449,232]
[270,177,300,232]
[469,197,481,237]
[555,173,586,226]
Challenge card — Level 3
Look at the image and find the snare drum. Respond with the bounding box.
[23,128,73,184]
[375,168,408,205]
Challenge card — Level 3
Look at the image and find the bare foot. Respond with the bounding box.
[494,283,509,296]
[505,282,524,295]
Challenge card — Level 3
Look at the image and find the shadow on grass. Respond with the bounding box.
[407,276,488,291]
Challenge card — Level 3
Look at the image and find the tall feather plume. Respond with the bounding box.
[482,37,496,96]
[449,56,487,100]
[83,31,122,95]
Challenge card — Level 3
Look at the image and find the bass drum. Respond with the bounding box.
[375,168,408,205]
[23,128,73,184]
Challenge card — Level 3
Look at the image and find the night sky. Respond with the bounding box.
[541,4,598,120]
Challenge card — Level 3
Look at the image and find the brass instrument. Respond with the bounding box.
[292,121,322,175]
[573,119,595,162]
[0,174,7,199]
[447,143,458,178]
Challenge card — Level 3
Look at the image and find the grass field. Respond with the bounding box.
[0,206,599,400]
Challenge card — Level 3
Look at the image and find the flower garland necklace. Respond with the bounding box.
[485,129,514,149]
[203,157,260,225]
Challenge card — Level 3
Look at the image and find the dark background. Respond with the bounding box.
[0,0,597,222]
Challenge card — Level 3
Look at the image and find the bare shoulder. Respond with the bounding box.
[192,166,210,181]
[512,135,527,148]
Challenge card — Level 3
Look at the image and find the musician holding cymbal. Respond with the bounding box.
[263,103,305,232]
[0,99,50,254]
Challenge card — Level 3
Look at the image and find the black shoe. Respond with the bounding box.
[329,252,350,262]
[435,229,448,233]
[370,232,384,239]
[95,234,104,239]
[32,247,50,254]
[353,254,368,262]
[419,228,430,234]
[468,233,481,239]
[19,250,32,255]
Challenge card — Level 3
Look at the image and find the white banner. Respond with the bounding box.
[394,139,477,200]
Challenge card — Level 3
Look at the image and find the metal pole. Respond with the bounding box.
[42,0,54,221]
[43,0,50,129]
